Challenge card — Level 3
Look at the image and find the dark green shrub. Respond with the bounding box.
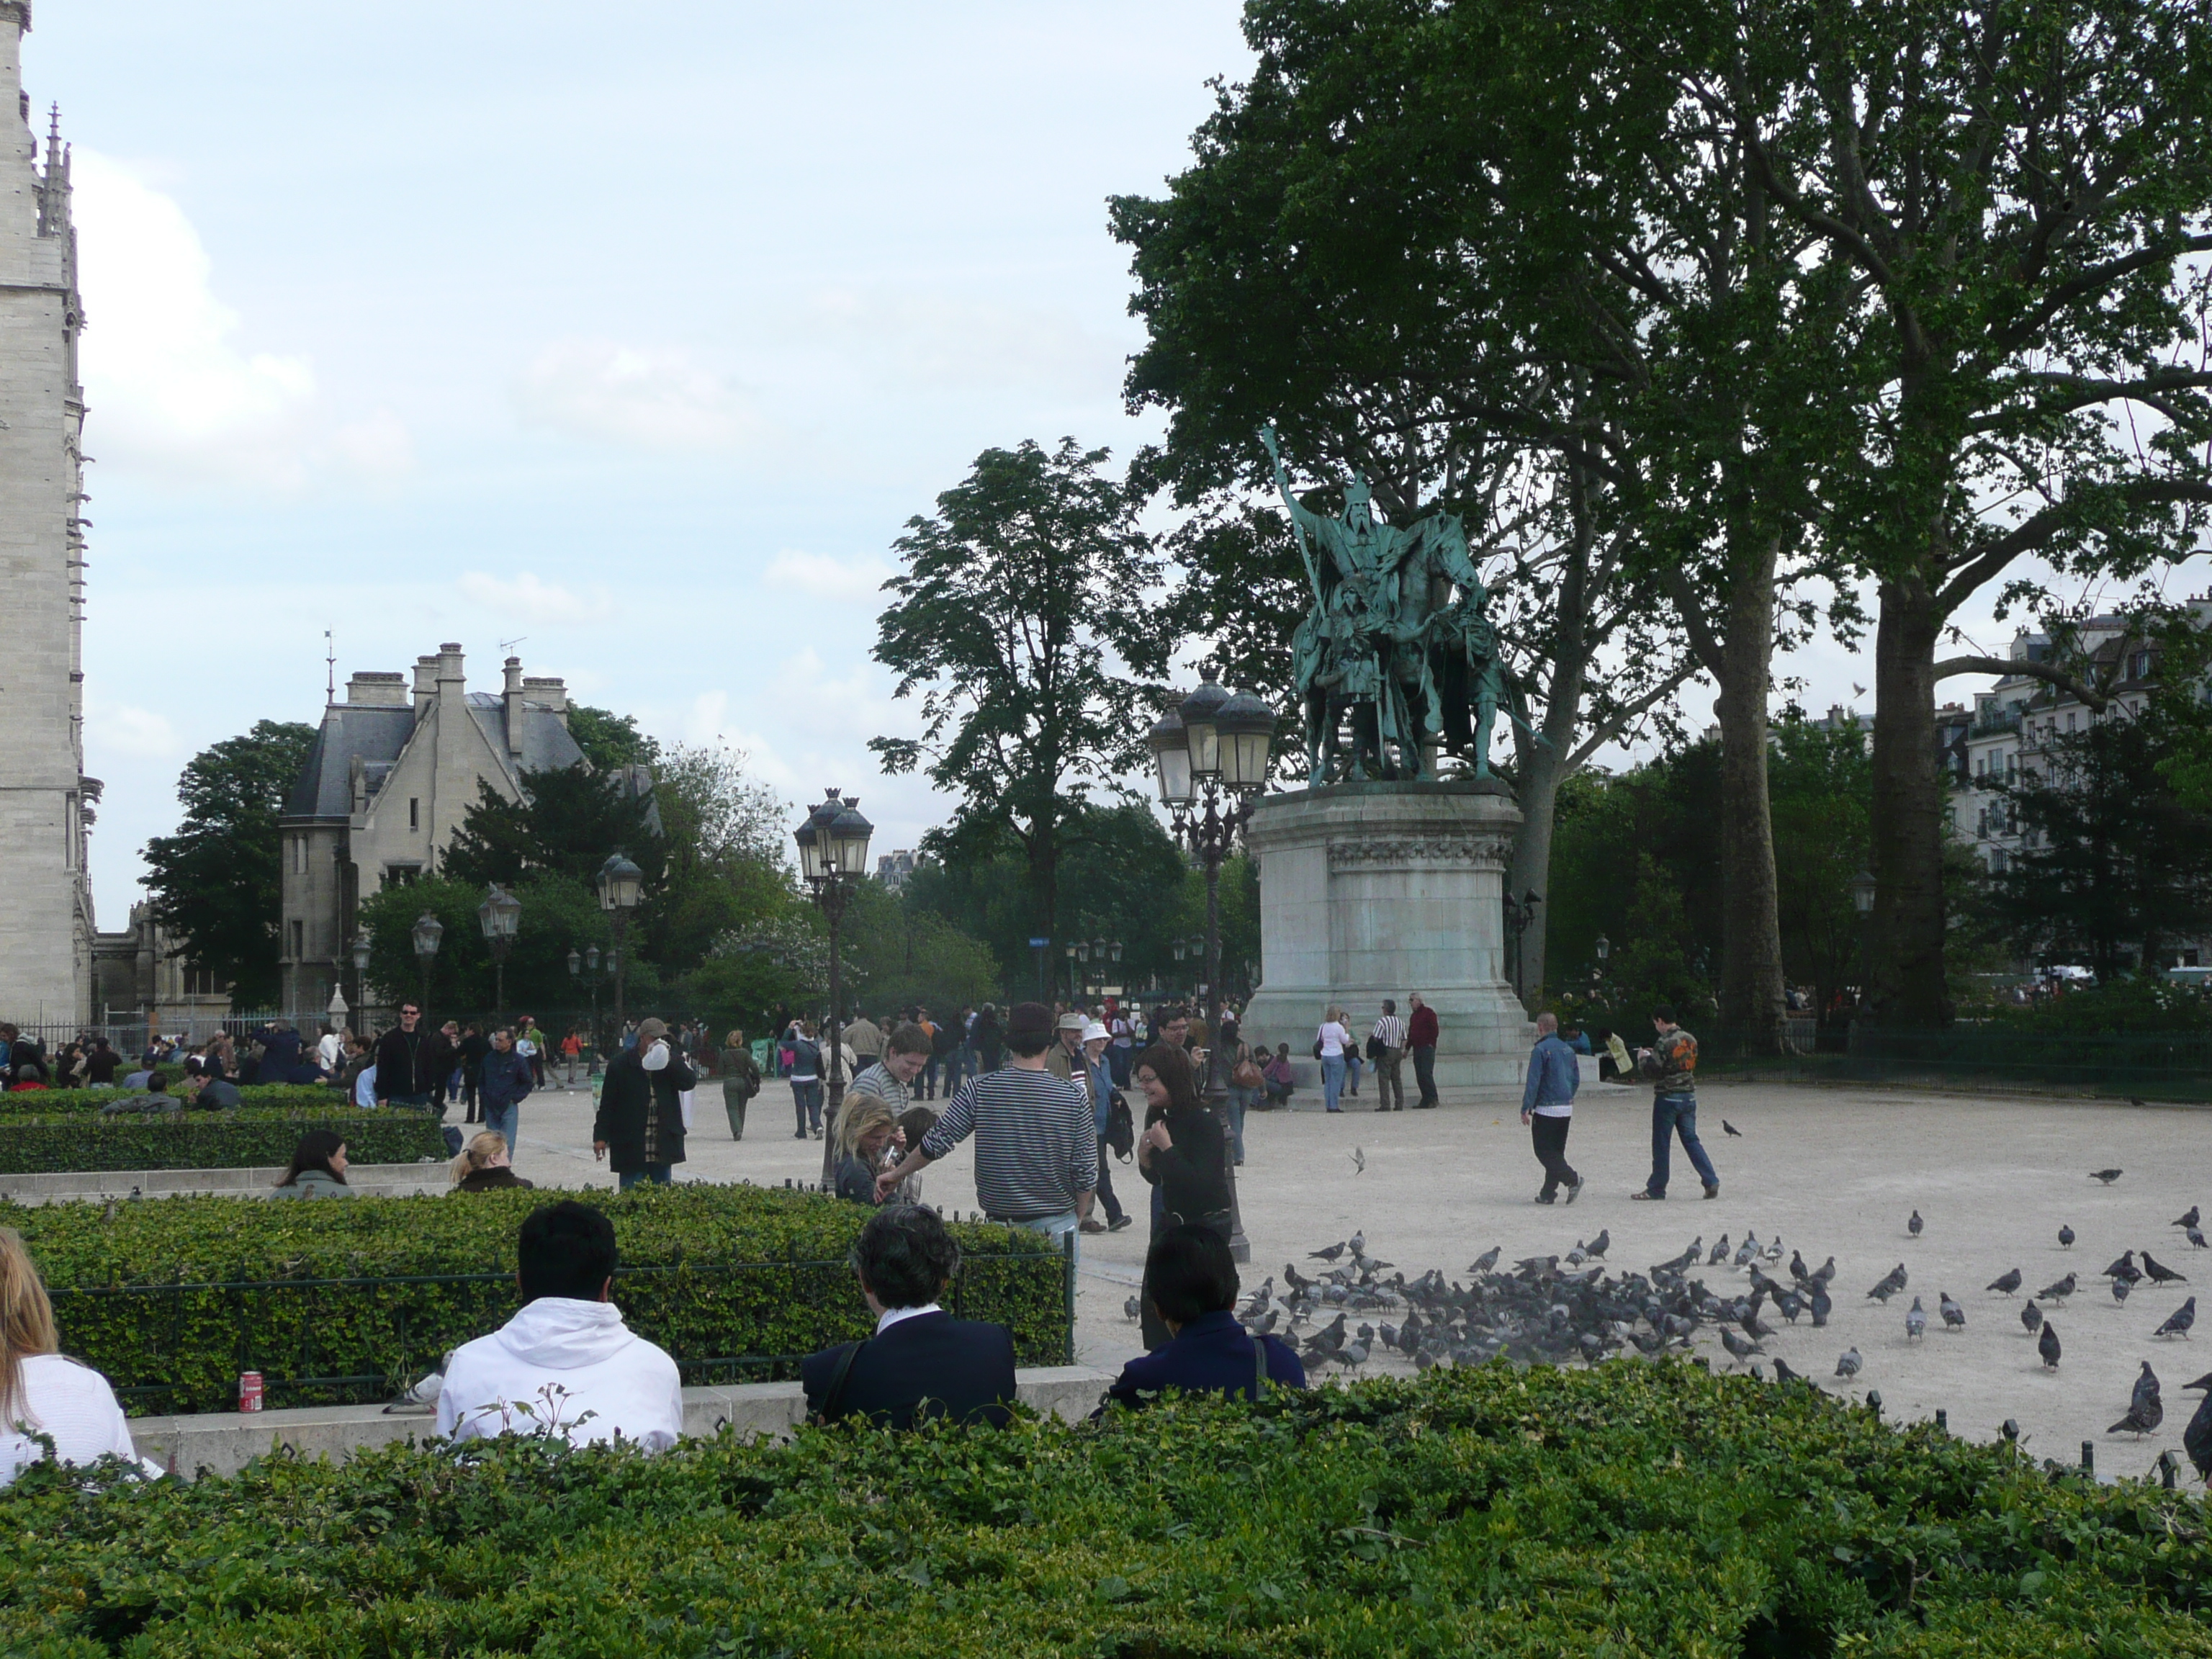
[0,1084,345,1119]
[12,1184,1066,1415]
[0,1110,444,1174]
[1,1362,2206,1656]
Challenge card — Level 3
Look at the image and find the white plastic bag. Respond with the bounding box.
[678,1088,696,1131]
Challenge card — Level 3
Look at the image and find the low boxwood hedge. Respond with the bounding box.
[4,1362,2207,1657]
[0,1110,446,1175]
[12,1184,1066,1415]
[0,1083,346,1118]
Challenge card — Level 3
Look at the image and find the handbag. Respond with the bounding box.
[1232,1055,1265,1089]
[1364,1033,1385,1061]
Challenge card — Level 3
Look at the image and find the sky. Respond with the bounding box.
[29,2,2212,925]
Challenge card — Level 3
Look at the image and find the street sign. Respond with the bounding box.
[1028,937,1049,948]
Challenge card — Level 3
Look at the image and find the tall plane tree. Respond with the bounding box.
[871,439,1168,946]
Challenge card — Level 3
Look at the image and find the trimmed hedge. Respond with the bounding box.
[0,1110,446,1175]
[4,1362,2210,1656]
[13,1184,1066,1414]
[0,1084,346,1118]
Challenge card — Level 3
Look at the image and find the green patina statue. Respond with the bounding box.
[1262,423,1519,783]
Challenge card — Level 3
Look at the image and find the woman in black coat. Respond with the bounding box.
[1133,1041,1231,1351]
[591,1017,696,1188]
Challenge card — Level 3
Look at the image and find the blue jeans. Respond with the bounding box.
[484,1100,518,1157]
[791,1079,822,1134]
[619,1164,672,1191]
[1321,1053,1347,1112]
[1647,1093,1718,1196]
[1000,1208,1079,1265]
[1345,1051,1363,1094]
[1227,1086,1258,1161]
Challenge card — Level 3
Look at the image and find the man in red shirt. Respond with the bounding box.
[1406,992,1440,1108]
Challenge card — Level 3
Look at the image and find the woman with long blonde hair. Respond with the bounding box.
[832,1100,901,1205]
[449,1130,534,1193]
[0,1229,150,1485]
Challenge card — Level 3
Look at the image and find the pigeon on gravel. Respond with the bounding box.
[2037,1272,2077,1301]
[1772,1356,1804,1385]
[2021,1299,2044,1334]
[2187,1389,2212,1482]
[1909,1210,1924,1237]
[1310,1242,1347,1262]
[1468,1246,1502,1274]
[1583,1229,1609,1259]
[2190,1228,2209,1250]
[1987,1268,2023,1296]
[2059,1224,2076,1249]
[2039,1322,2062,1370]
[2104,1250,2141,1284]
[2109,1363,2163,1437]
[1791,1251,1812,1283]
[1905,1297,1927,1341]
[2092,1169,2124,1184]
[1940,1291,1966,1332]
[1708,1235,1732,1267]
[2175,1206,2201,1231]
[1719,1327,1761,1365]
[1123,1295,1141,1321]
[2114,1277,2132,1306]
[1835,1347,1862,1380]
[2154,1297,2198,1340]
[2143,1250,2189,1285]
[1809,1285,1833,1328]
[1866,1265,1908,1303]
[1722,1119,1742,1137]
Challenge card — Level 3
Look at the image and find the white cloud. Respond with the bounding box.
[456,570,614,626]
[86,701,179,762]
[763,548,896,605]
[513,339,760,450]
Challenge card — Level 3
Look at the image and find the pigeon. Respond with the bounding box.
[1775,1287,1804,1324]
[2039,1321,2062,1370]
[1771,1356,1803,1385]
[382,1368,445,1413]
[1349,1230,1365,1257]
[2020,1299,2044,1334]
[2036,1272,2077,1301]
[1583,1230,1610,1259]
[2143,1250,2188,1285]
[1708,1235,1732,1267]
[2113,1277,2132,1306]
[1834,1347,1862,1380]
[1719,1327,1761,1364]
[1722,1119,1742,1137]
[1904,1297,1927,1341]
[1350,1147,1364,1174]
[2188,1390,2212,1482]
[1811,1256,1838,1287]
[1987,1268,2022,1296]
[1866,1265,1908,1303]
[2059,1224,2075,1249]
[1791,1251,1812,1283]
[2188,1370,2212,1392]
[2092,1169,2123,1184]
[2190,1228,2209,1250]
[2109,1364,2163,1437]
[1733,1238,1759,1269]
[1310,1242,1347,1262]
[1123,1295,1141,1322]
[1909,1210,1924,1237]
[1468,1246,1502,1274]
[1809,1285,1833,1328]
[2155,1297,2198,1339]
[2177,1207,2202,1231]
[2104,1251,2141,1284]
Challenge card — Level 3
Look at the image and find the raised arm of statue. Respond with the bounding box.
[1259,422,1327,605]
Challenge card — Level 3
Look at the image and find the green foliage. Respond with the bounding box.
[564,703,660,772]
[831,879,1001,1021]
[1982,977,2212,1037]
[14,1184,1064,1415]
[1769,715,1874,1028]
[0,1085,342,1120]
[639,741,793,976]
[0,1111,444,1175]
[10,1362,2212,1655]
[441,764,665,891]
[871,438,1170,944]
[139,720,318,1007]
[354,873,650,1017]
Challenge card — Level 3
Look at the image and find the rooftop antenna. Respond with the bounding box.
[324,629,336,704]
[499,635,526,657]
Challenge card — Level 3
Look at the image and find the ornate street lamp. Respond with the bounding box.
[796,788,873,1182]
[410,910,444,1019]
[478,882,523,1015]
[349,927,372,1025]
[1150,684,1275,1262]
[597,853,644,1040]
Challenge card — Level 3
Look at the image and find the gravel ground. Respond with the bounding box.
[503,1071,2209,1478]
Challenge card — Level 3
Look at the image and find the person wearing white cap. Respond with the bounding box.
[1076,1020,1132,1233]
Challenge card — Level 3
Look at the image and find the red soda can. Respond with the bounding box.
[238,1370,264,1413]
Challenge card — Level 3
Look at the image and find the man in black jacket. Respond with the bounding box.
[801,1204,1017,1429]
[374,1003,433,1109]
[458,1023,493,1123]
[591,1016,695,1189]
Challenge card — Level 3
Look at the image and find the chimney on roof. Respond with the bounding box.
[346,672,408,708]
[523,675,569,726]
[503,657,526,759]
[412,655,439,721]
[437,643,467,720]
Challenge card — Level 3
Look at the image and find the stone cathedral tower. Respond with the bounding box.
[0,2,94,1024]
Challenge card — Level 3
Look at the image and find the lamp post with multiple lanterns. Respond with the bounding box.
[1148,683,1274,1264]
[795,789,874,1178]
[568,943,613,1072]
[477,883,523,1015]
[410,911,444,1019]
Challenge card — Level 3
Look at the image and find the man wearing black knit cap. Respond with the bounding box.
[874,1001,1096,1258]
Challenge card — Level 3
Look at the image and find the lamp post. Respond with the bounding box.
[1149,683,1274,1263]
[410,911,444,1020]
[477,883,523,1016]
[1066,939,1082,1007]
[350,928,372,1028]
[796,788,873,1182]
[570,943,611,1072]
[596,853,644,1040]
[1503,888,1542,1006]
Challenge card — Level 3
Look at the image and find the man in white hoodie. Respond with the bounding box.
[436,1200,685,1451]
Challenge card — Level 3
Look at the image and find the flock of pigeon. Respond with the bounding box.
[1122,1172,2212,1482]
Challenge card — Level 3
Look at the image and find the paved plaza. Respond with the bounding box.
[503,1073,2209,1478]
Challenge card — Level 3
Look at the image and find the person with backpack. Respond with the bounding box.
[1077,1020,1133,1235]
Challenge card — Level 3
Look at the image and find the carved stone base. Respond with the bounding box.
[1237,781,1533,1097]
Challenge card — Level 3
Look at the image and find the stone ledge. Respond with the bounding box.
[130,1366,1119,1478]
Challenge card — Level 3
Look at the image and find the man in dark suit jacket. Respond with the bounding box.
[802,1205,1017,1429]
[1104,1224,1305,1410]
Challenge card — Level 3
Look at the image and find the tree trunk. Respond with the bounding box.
[1508,639,1588,1012]
[1712,536,1786,1048]
[1866,579,1948,1026]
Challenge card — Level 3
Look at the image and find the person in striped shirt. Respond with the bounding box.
[873,1001,1096,1258]
[1370,1002,1408,1112]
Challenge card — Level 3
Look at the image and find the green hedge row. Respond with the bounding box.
[13,1184,1066,1415]
[4,1362,2208,1656]
[0,1084,346,1118]
[0,1110,446,1175]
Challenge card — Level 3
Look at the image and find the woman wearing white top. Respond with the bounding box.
[1315,1007,1352,1113]
[0,1228,158,1486]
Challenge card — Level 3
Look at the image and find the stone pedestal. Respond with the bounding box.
[1238,781,1532,1097]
